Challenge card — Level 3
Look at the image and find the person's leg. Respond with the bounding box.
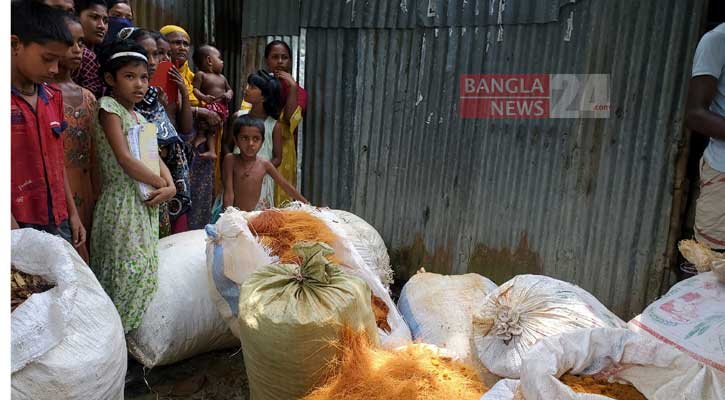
[694,158,725,250]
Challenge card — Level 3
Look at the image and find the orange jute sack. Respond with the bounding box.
[304,326,489,400]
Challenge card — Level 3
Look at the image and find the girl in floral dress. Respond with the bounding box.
[91,40,176,333]
[56,16,98,261]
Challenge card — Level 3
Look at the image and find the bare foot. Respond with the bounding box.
[199,151,217,160]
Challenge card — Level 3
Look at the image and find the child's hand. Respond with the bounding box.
[68,213,87,248]
[145,185,177,206]
[218,92,232,104]
[204,94,217,104]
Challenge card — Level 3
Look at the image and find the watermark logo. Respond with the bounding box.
[459,74,610,119]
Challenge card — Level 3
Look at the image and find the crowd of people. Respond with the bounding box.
[10,0,307,334]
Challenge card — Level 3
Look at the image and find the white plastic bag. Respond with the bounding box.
[207,205,412,348]
[206,208,275,339]
[519,328,724,400]
[398,271,497,360]
[628,271,725,371]
[127,229,239,367]
[11,228,126,400]
[471,275,626,378]
[284,203,412,347]
[328,209,394,288]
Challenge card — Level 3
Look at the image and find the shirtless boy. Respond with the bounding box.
[222,115,307,211]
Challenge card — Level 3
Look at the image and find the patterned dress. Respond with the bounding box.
[91,96,159,333]
[135,87,192,237]
[63,87,97,261]
[274,121,297,207]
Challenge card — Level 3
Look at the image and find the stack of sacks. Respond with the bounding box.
[206,206,411,347]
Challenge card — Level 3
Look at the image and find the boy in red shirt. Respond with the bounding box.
[11,1,86,249]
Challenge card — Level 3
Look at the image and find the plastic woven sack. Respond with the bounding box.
[471,275,626,378]
[328,209,394,288]
[398,271,497,361]
[628,271,725,371]
[127,230,238,367]
[519,328,724,400]
[238,242,380,400]
[11,228,126,399]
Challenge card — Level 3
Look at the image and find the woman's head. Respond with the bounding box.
[160,25,190,66]
[264,40,292,73]
[75,0,108,46]
[246,70,281,119]
[108,0,133,20]
[60,14,85,72]
[120,28,159,77]
[98,39,149,105]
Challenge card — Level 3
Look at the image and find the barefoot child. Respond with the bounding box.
[192,44,233,160]
[223,115,307,211]
[92,39,176,333]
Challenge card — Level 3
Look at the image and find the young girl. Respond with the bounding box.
[233,71,283,208]
[125,28,192,237]
[55,15,98,262]
[91,40,176,334]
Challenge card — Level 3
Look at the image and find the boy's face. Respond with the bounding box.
[235,126,264,158]
[79,4,108,46]
[11,37,69,84]
[60,22,85,72]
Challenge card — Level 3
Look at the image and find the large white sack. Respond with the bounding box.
[471,274,626,378]
[398,271,497,360]
[11,228,126,400]
[206,206,412,348]
[127,229,239,367]
[518,328,724,400]
[328,209,394,288]
[628,271,725,371]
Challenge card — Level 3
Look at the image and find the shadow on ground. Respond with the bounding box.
[125,348,250,400]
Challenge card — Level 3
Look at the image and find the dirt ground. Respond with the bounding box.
[124,348,250,400]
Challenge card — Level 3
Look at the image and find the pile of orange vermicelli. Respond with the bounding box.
[303,326,488,400]
[560,374,646,400]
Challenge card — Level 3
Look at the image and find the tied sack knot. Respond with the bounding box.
[493,305,523,343]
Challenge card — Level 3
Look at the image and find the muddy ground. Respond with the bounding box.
[124,348,249,400]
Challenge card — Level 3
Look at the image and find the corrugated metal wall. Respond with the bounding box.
[300,0,707,318]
